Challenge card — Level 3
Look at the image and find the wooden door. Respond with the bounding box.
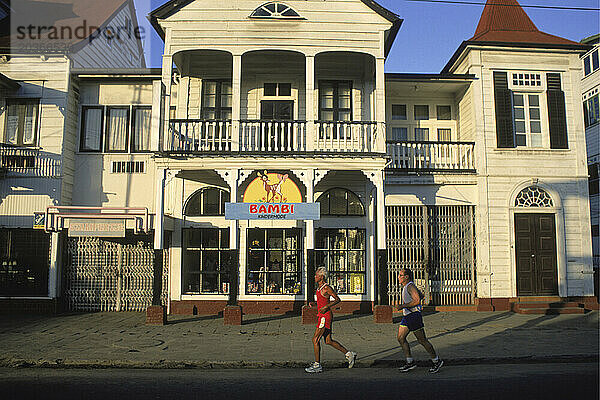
[515,213,558,296]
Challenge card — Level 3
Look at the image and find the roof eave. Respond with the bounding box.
[442,40,592,74]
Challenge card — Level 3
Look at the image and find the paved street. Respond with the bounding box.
[1,363,598,400]
[0,311,598,368]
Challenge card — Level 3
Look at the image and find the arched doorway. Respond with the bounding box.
[513,186,558,296]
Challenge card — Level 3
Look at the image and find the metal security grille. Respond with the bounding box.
[386,205,476,306]
[64,237,168,312]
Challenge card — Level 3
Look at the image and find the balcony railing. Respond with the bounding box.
[315,121,377,153]
[168,119,232,152]
[166,119,380,154]
[0,144,61,177]
[240,120,306,152]
[386,141,475,172]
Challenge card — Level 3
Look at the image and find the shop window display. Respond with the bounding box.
[315,228,366,294]
[182,228,231,294]
[246,228,302,295]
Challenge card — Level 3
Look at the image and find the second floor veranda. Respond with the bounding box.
[159,49,387,154]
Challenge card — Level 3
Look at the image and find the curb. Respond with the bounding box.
[1,354,597,369]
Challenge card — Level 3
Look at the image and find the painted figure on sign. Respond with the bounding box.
[257,170,288,202]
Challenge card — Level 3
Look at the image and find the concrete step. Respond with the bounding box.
[511,296,562,303]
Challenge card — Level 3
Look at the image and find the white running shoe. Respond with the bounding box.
[305,362,323,373]
[346,351,357,368]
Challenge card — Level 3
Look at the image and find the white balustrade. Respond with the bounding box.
[315,121,376,152]
[0,144,61,177]
[239,120,306,152]
[386,141,475,171]
[168,120,232,152]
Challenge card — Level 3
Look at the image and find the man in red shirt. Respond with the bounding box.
[305,267,357,373]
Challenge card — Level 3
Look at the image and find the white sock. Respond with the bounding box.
[432,356,439,363]
[346,351,352,357]
[406,357,414,363]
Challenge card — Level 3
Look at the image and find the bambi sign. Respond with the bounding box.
[225,203,320,220]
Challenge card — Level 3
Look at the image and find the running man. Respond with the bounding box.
[395,268,443,373]
[305,267,357,373]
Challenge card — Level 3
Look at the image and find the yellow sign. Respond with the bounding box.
[243,171,302,203]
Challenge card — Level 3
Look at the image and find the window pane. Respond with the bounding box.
[515,134,526,146]
[530,121,541,133]
[248,228,264,249]
[529,108,540,120]
[436,105,451,120]
[347,229,365,250]
[201,228,219,248]
[338,96,351,109]
[414,128,429,141]
[279,83,291,96]
[329,189,347,215]
[106,108,128,151]
[392,104,407,120]
[202,188,221,215]
[267,229,283,249]
[530,134,542,147]
[201,251,219,292]
[321,111,334,121]
[584,56,591,75]
[264,83,277,96]
[5,103,19,144]
[513,108,525,120]
[82,108,102,151]
[347,193,364,215]
[515,121,526,133]
[347,251,364,272]
[338,83,351,97]
[332,230,346,249]
[528,95,539,107]
[414,105,429,120]
[315,230,329,250]
[338,111,351,121]
[22,103,38,145]
[592,50,599,70]
[392,127,408,141]
[133,108,151,151]
[513,94,524,106]
[437,128,452,141]
[317,192,330,215]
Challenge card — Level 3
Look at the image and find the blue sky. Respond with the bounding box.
[133,0,600,73]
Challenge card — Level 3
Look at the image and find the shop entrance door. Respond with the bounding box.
[515,213,558,296]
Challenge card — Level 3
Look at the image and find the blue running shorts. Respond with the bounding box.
[399,311,424,331]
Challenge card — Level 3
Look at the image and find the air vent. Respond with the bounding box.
[111,161,145,174]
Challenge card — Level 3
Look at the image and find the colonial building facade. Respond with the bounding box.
[0,0,596,315]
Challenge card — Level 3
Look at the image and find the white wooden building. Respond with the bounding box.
[0,0,596,315]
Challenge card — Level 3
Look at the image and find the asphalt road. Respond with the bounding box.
[1,363,597,400]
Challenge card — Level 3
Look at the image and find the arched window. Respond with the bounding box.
[317,188,365,216]
[184,187,230,216]
[514,186,554,208]
[250,2,302,18]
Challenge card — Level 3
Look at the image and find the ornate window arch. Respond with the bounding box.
[184,187,230,216]
[514,186,554,208]
[250,2,302,19]
[317,188,365,216]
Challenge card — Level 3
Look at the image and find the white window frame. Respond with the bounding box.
[511,92,548,148]
[508,71,545,91]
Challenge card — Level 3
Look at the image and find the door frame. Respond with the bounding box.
[508,182,566,297]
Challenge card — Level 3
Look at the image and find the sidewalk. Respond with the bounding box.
[0,311,597,369]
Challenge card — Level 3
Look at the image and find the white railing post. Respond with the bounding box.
[231,55,242,152]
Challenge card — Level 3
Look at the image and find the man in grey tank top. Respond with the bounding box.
[395,268,443,373]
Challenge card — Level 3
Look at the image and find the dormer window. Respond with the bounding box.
[250,2,302,19]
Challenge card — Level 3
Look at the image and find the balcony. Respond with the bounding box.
[165,120,379,154]
[0,144,61,177]
[386,141,476,173]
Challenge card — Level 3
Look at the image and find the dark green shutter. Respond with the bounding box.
[493,72,514,148]
[546,73,568,149]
